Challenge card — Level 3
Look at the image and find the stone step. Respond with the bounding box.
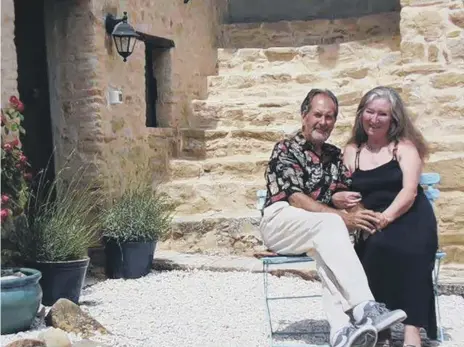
[168,150,464,190]
[207,67,380,94]
[169,154,269,180]
[179,125,353,159]
[219,12,400,49]
[208,64,449,99]
[190,99,357,129]
[426,152,464,191]
[218,40,400,72]
[159,177,265,215]
[178,125,464,160]
[428,135,464,155]
[160,210,263,255]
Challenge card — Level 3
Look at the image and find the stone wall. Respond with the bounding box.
[88,0,222,187]
[398,0,464,262]
[38,0,222,189]
[220,12,400,48]
[1,0,17,105]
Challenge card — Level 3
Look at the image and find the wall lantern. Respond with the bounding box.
[105,12,140,62]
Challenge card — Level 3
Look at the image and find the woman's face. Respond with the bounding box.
[361,97,392,140]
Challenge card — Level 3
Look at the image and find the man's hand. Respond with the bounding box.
[342,209,380,233]
[332,191,362,210]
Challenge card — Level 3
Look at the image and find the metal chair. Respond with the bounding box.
[256,190,328,347]
[421,172,446,342]
[256,172,446,346]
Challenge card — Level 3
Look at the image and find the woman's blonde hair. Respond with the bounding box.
[347,86,429,160]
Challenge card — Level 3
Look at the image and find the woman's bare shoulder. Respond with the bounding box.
[343,143,358,156]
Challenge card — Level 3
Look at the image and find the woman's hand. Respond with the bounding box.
[332,191,362,210]
[376,212,393,230]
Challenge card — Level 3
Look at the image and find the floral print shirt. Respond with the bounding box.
[264,131,352,208]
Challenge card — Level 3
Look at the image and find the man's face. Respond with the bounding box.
[302,94,337,146]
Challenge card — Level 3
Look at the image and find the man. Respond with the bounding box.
[260,89,407,347]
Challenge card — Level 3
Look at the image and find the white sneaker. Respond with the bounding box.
[353,301,407,332]
[331,323,378,347]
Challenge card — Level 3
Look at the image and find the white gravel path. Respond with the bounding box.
[2,269,464,347]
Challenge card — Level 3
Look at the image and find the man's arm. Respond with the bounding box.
[289,192,344,215]
[289,192,378,233]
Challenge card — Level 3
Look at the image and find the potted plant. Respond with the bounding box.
[1,96,42,334]
[101,180,174,279]
[1,267,42,335]
[14,166,102,306]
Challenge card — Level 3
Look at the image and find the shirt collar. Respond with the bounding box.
[293,131,338,158]
[294,131,318,151]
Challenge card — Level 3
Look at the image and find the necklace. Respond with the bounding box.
[365,142,383,153]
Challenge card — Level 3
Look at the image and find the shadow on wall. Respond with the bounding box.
[223,0,401,24]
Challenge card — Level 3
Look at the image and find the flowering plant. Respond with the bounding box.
[1,96,31,225]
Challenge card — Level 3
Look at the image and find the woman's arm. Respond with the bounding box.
[342,144,357,173]
[380,140,423,226]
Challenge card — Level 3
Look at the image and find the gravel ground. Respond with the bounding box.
[2,269,464,347]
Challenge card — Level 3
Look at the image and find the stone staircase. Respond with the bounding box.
[158,12,464,256]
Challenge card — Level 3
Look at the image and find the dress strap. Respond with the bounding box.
[392,141,399,161]
[355,145,361,170]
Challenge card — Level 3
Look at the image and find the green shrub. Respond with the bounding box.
[13,166,102,262]
[101,182,174,244]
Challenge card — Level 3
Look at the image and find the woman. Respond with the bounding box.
[335,86,438,347]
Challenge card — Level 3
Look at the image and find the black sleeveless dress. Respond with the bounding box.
[351,146,438,339]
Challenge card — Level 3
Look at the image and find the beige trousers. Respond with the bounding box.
[259,201,374,336]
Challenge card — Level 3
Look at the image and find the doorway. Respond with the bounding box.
[14,0,55,185]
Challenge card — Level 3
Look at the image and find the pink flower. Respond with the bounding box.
[9,96,19,105]
[24,173,32,181]
[3,143,12,152]
[1,195,9,204]
[16,101,24,112]
[19,154,27,163]
[8,96,24,112]
[1,209,9,223]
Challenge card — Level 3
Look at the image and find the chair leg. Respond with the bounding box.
[434,257,444,342]
[263,262,274,346]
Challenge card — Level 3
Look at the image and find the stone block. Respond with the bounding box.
[401,7,446,42]
[449,9,464,28]
[424,156,464,190]
[390,63,445,76]
[447,35,464,61]
[401,41,426,61]
[263,47,298,62]
[431,71,464,88]
[428,44,440,62]
[440,232,464,247]
[333,66,370,79]
[442,245,464,263]
[401,0,448,6]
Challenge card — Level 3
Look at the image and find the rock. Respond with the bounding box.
[38,328,72,347]
[45,299,108,337]
[5,339,46,347]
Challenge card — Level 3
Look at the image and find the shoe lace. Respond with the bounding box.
[373,302,390,315]
[341,324,357,336]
